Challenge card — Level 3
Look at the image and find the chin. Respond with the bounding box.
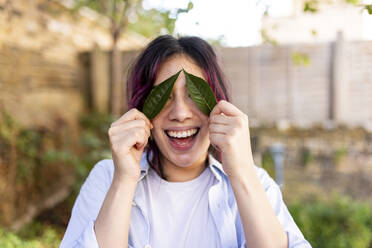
[165,145,209,168]
[169,154,202,167]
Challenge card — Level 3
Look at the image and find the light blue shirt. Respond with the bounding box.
[60,153,312,248]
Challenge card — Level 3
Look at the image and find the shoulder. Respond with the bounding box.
[80,159,115,193]
[89,159,115,179]
[81,153,150,192]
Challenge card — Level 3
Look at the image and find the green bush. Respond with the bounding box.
[261,149,275,179]
[289,195,372,248]
[0,224,60,248]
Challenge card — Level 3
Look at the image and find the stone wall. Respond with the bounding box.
[250,127,372,203]
[0,44,87,130]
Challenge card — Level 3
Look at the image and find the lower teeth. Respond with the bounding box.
[173,136,191,139]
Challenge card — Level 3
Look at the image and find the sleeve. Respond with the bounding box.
[59,159,118,248]
[257,167,312,248]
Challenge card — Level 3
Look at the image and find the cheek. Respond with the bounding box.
[200,118,211,140]
[200,115,210,128]
[152,127,164,140]
[150,119,161,138]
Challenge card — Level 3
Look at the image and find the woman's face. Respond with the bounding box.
[151,54,210,169]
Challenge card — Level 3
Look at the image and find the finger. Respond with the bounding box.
[135,137,149,150]
[210,100,243,117]
[111,127,150,149]
[133,128,150,149]
[109,119,150,135]
[209,123,230,134]
[209,133,226,150]
[209,114,230,125]
[110,126,150,143]
[111,108,152,128]
[113,132,149,153]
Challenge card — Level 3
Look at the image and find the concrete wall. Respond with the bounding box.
[215,38,372,128]
[346,41,372,125]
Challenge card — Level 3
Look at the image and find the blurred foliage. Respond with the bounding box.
[303,0,372,15]
[207,36,226,46]
[73,0,193,38]
[0,109,114,237]
[311,29,318,37]
[0,110,20,143]
[72,0,137,30]
[344,0,372,15]
[345,0,360,5]
[261,149,275,178]
[366,5,372,15]
[292,52,311,67]
[0,109,116,245]
[304,0,319,13]
[74,111,114,182]
[332,146,348,166]
[0,109,78,185]
[128,2,193,37]
[299,147,314,167]
[289,195,372,248]
[261,29,278,46]
[12,110,114,187]
[0,223,60,248]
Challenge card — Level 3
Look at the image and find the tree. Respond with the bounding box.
[72,0,193,117]
[128,2,193,38]
[302,0,372,14]
[72,0,140,116]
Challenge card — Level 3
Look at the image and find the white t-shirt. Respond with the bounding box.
[144,166,221,248]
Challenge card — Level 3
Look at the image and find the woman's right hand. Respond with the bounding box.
[108,108,152,183]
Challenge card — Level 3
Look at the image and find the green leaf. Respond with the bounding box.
[292,52,311,67]
[183,69,217,115]
[303,0,318,13]
[345,0,360,5]
[366,5,372,15]
[142,70,181,120]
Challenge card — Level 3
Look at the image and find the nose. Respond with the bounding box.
[168,94,193,122]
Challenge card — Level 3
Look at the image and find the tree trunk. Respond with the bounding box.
[110,33,123,117]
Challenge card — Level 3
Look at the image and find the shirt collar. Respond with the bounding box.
[137,152,227,182]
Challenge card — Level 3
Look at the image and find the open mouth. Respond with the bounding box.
[164,128,200,151]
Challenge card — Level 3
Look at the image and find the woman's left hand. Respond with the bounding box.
[209,100,254,179]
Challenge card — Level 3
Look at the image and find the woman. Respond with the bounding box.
[60,35,311,248]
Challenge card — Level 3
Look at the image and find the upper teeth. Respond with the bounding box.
[167,128,197,138]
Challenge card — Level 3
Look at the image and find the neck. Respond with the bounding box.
[160,154,208,182]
